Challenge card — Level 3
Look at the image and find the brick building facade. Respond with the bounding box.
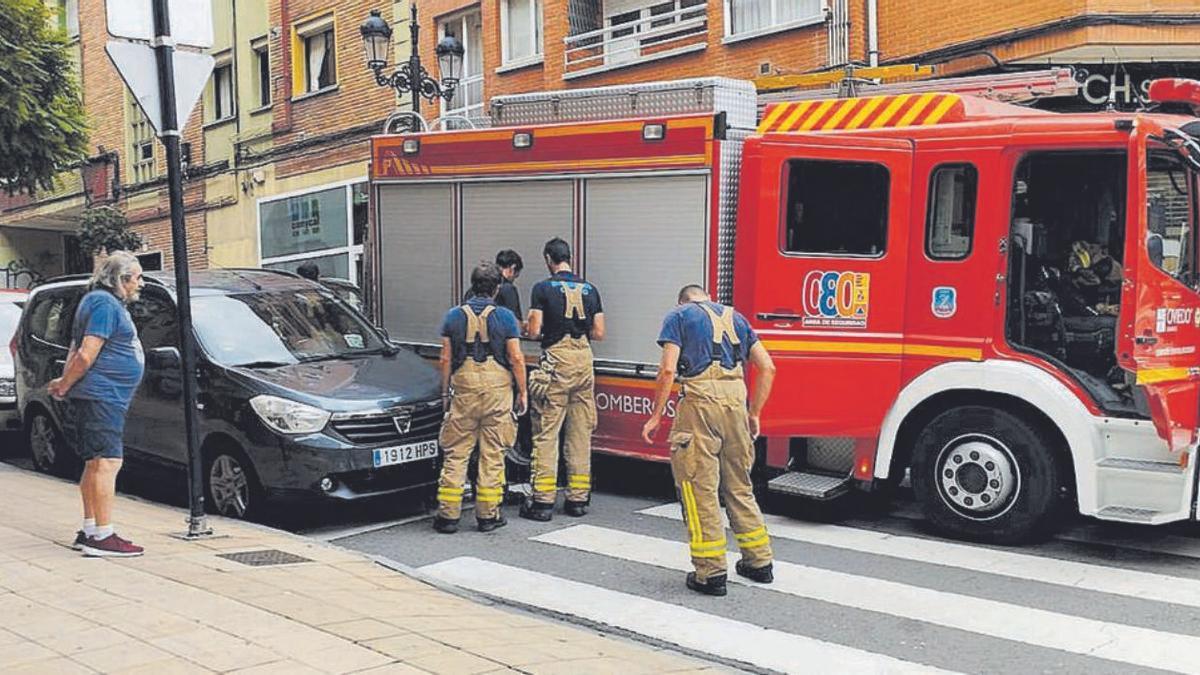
[1,0,1198,285]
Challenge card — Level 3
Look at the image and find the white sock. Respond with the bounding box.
[94,524,114,540]
[83,519,96,537]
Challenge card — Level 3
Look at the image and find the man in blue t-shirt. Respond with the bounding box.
[47,251,147,558]
[435,262,528,534]
[642,284,777,597]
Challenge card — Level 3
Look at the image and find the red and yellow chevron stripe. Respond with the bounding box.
[757,93,965,134]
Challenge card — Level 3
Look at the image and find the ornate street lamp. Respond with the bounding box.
[360,6,464,116]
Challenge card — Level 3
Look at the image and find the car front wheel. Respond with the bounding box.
[204,448,263,520]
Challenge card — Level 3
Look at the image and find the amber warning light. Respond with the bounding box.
[1147,79,1200,110]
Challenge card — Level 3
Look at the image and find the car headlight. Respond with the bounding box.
[249,395,331,434]
[0,378,14,398]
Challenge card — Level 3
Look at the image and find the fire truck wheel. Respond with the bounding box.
[911,405,1059,544]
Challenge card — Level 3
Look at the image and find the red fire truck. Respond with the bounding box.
[366,71,1200,542]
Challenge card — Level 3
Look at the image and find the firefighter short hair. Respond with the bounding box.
[495,249,523,273]
[677,284,709,303]
[543,237,571,265]
[470,262,503,298]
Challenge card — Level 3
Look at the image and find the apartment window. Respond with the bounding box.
[926,164,978,260]
[128,93,156,184]
[57,0,80,39]
[293,15,336,96]
[210,60,235,122]
[440,10,484,122]
[502,0,542,65]
[726,0,822,37]
[782,159,889,256]
[253,38,271,108]
[645,0,706,44]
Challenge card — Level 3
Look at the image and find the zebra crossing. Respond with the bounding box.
[406,500,1200,675]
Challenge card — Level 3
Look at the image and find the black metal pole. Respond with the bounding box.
[410,2,420,115]
[150,0,209,537]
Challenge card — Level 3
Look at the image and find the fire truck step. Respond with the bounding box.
[767,471,851,501]
[1095,506,1164,524]
[1097,458,1186,474]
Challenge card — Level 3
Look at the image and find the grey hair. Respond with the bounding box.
[89,250,141,299]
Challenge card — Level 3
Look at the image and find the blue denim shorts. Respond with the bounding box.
[71,398,126,461]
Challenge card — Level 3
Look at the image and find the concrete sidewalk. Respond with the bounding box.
[0,463,717,674]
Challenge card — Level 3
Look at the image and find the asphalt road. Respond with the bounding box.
[6,431,1200,674]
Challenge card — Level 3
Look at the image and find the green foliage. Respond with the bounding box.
[0,0,89,195]
[78,206,143,256]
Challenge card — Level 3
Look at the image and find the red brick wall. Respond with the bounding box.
[878,0,1200,63]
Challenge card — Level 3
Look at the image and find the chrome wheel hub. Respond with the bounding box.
[936,435,1019,521]
[210,455,250,518]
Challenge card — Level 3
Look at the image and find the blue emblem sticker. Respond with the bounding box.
[932,287,957,319]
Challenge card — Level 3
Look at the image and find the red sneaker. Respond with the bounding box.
[81,533,144,558]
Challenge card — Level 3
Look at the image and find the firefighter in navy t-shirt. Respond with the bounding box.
[642,285,777,596]
[520,238,605,521]
[435,262,528,534]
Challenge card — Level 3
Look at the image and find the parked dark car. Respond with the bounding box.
[13,269,443,519]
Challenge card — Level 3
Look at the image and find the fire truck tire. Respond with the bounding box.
[911,405,1059,544]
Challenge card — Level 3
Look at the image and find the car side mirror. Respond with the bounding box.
[147,346,181,370]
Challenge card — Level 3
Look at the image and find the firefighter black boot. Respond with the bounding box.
[432,516,460,534]
[477,515,508,532]
[736,560,774,584]
[519,500,554,522]
[686,572,728,597]
[564,499,589,517]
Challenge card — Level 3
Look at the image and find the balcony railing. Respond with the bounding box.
[564,6,708,79]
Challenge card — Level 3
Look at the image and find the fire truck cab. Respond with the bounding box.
[367,75,1200,543]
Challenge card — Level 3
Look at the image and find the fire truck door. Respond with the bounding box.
[1118,119,1200,454]
[754,137,914,437]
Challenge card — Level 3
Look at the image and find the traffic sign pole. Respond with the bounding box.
[150,0,210,538]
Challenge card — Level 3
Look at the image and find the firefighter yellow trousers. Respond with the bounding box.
[668,364,773,581]
[530,337,596,504]
[438,359,515,521]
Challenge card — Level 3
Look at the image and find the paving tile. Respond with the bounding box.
[354,663,432,674]
[289,643,394,674]
[404,649,500,674]
[0,641,60,669]
[116,658,216,674]
[322,618,407,642]
[36,626,135,656]
[363,634,454,660]
[227,659,328,675]
[71,641,177,672]
[462,643,564,667]
[4,656,95,675]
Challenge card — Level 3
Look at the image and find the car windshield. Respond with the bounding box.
[192,289,385,367]
[0,302,20,366]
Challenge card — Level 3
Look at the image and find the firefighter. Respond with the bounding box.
[435,262,528,534]
[520,237,605,521]
[461,249,525,325]
[641,285,777,596]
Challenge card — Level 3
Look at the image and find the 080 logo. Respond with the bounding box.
[801,271,871,328]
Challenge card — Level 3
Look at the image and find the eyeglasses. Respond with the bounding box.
[121,273,144,281]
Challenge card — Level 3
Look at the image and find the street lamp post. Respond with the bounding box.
[360,5,465,119]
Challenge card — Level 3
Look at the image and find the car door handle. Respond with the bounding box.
[1135,335,1159,346]
[757,312,803,321]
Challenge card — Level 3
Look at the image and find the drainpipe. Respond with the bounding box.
[867,0,878,67]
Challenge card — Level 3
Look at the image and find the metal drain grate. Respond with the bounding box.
[217,549,314,567]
